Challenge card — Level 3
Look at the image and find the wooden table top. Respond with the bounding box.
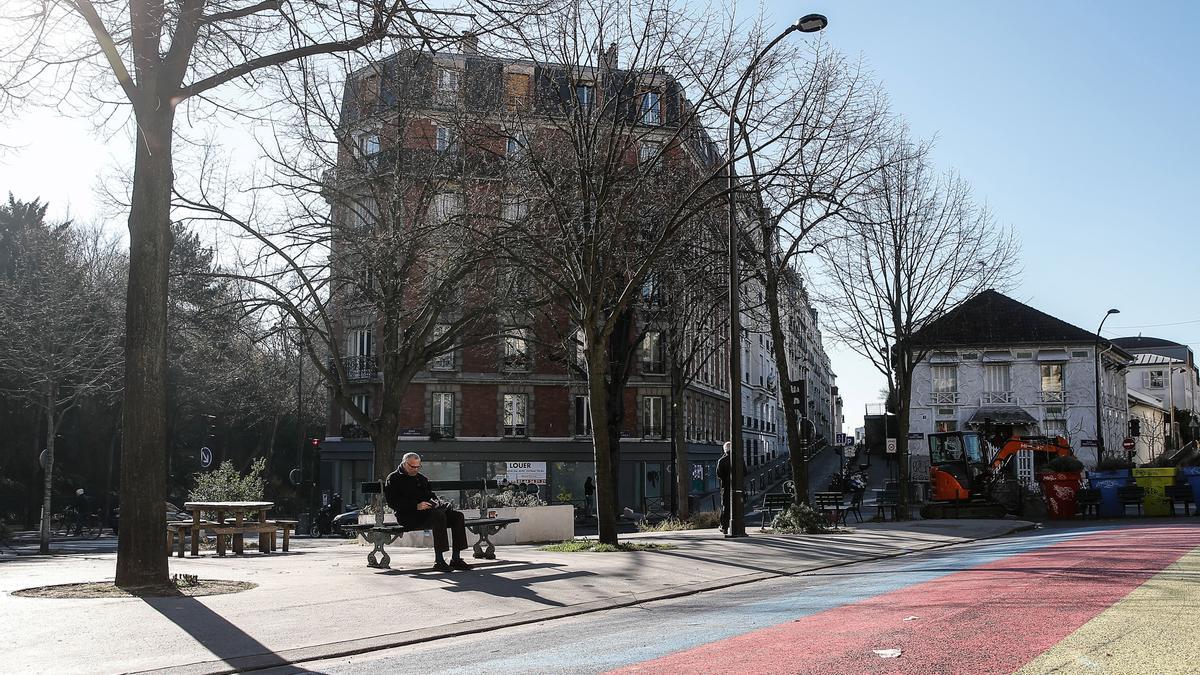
[183,501,274,510]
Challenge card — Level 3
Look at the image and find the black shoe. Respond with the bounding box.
[433,561,453,573]
[449,558,472,571]
[719,526,728,534]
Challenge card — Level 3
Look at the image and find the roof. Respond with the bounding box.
[1111,336,1185,350]
[909,290,1133,360]
[1131,353,1184,366]
[1128,389,1165,409]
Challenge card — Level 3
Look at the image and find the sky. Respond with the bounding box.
[1,1,1197,433]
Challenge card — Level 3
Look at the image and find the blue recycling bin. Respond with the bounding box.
[1088,469,1132,518]
[1183,467,1200,505]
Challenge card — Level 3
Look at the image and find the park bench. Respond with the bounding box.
[1117,486,1146,517]
[1164,485,1195,517]
[813,491,847,526]
[875,488,899,521]
[760,492,793,528]
[347,479,521,569]
[1076,488,1101,519]
[166,520,214,558]
[167,518,297,557]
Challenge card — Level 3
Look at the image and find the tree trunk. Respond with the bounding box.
[586,348,618,545]
[115,111,175,588]
[39,394,55,554]
[671,365,689,519]
[766,283,809,505]
[894,364,913,520]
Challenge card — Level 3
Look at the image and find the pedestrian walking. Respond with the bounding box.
[717,442,745,534]
[583,476,595,516]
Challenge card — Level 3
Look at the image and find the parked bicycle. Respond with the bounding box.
[54,506,103,539]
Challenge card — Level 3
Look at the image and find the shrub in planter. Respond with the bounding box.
[1042,455,1084,473]
[770,503,834,534]
[465,490,546,509]
[1094,456,1133,472]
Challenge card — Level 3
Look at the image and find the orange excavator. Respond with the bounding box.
[920,431,1073,519]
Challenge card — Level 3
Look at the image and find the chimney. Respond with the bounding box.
[601,42,617,70]
[460,31,478,55]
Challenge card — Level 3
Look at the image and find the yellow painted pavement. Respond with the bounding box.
[1018,541,1200,674]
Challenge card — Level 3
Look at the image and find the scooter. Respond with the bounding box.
[310,504,359,538]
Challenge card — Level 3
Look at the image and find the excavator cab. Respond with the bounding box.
[928,431,988,501]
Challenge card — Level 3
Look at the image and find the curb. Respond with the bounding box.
[137,521,1036,675]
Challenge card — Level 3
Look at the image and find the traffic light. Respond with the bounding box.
[1129,418,1141,437]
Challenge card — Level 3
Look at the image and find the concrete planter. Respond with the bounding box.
[359,504,574,548]
[1037,472,1082,520]
[1182,466,1200,505]
[1133,467,1177,517]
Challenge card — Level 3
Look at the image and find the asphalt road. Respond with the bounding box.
[266,522,1200,675]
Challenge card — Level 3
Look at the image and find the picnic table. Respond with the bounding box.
[183,501,274,556]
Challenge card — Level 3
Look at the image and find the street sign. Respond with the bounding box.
[908,432,925,440]
[885,438,897,454]
[835,432,846,445]
[199,446,213,468]
[38,448,49,470]
[289,468,302,486]
[1080,439,1098,448]
[1122,437,1136,450]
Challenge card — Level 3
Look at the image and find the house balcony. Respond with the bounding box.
[1038,390,1068,404]
[930,391,960,405]
[331,355,379,383]
[980,391,1016,405]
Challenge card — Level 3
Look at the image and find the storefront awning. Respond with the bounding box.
[982,351,1014,362]
[968,406,1037,426]
[1036,349,1070,362]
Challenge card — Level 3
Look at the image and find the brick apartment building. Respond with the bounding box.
[317,41,838,513]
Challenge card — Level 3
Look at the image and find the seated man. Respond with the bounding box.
[384,452,471,572]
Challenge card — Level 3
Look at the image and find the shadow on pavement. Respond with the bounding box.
[376,559,598,608]
[143,594,292,671]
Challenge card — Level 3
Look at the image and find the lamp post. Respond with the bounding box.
[1093,308,1119,462]
[727,13,827,539]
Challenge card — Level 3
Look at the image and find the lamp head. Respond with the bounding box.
[1107,308,1120,315]
[794,14,829,33]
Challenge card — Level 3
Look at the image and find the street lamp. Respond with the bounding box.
[1093,308,1119,463]
[727,14,828,539]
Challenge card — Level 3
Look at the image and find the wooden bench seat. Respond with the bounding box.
[813,491,847,526]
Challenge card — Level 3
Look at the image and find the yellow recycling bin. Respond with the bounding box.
[1133,467,1177,517]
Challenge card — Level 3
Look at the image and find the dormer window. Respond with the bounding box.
[640,91,661,124]
[576,84,594,110]
[436,68,460,105]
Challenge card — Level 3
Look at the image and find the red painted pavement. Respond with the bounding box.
[613,527,1200,675]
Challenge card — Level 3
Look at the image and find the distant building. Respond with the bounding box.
[906,290,1132,474]
[1112,337,1198,453]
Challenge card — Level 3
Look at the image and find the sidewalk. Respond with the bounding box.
[0,519,1033,674]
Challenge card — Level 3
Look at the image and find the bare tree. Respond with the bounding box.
[0,198,123,553]
[733,41,890,505]
[1,0,532,586]
[816,136,1019,519]
[176,51,522,499]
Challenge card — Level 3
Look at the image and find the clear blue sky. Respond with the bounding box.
[0,1,1196,434]
[749,0,1200,431]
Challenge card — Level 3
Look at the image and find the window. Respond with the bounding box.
[1147,369,1165,389]
[640,91,661,124]
[935,420,958,433]
[932,365,958,393]
[503,394,527,436]
[984,363,1011,392]
[501,195,528,223]
[501,327,530,371]
[505,72,530,110]
[574,395,593,436]
[506,131,527,159]
[638,141,660,166]
[642,396,664,439]
[429,192,463,225]
[356,131,380,156]
[432,392,455,436]
[641,330,664,374]
[1016,351,1033,359]
[435,126,457,154]
[1040,364,1064,391]
[1072,350,1090,358]
[343,393,371,426]
[575,84,594,110]
[435,68,460,105]
[347,196,377,231]
[430,324,454,370]
[349,328,373,357]
[1042,419,1067,437]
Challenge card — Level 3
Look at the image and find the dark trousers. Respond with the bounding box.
[719,485,730,530]
[416,508,468,554]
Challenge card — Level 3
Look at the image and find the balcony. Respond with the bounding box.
[980,391,1016,405]
[930,391,960,405]
[1038,390,1067,404]
[332,355,379,383]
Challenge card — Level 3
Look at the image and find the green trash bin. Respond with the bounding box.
[1132,468,1177,517]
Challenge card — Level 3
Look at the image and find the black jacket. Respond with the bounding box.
[385,469,435,528]
[716,454,746,487]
